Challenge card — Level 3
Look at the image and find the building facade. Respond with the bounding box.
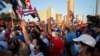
[56,13,62,25]
[38,7,54,21]
[47,7,54,19]
[67,0,74,24]
[64,15,70,25]
[76,14,84,22]
[38,10,48,21]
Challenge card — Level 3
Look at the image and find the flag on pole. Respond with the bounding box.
[0,1,6,11]
[17,0,40,21]
[9,0,40,21]
[30,7,40,21]
[16,0,33,16]
[69,10,74,22]
[11,0,20,19]
[23,9,33,16]
[11,0,26,19]
[17,0,25,8]
[17,6,33,16]
[25,0,32,9]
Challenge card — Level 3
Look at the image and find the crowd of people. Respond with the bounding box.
[0,18,100,56]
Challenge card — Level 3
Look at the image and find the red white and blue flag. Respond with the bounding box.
[25,0,32,9]
[1,0,40,20]
[17,0,33,16]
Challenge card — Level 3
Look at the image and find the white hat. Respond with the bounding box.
[73,34,96,47]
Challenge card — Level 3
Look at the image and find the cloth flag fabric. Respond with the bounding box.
[11,0,18,6]
[69,10,74,22]
[0,1,6,11]
[23,9,33,16]
[11,0,20,19]
[16,6,33,16]
[2,0,40,20]
[25,0,32,9]
[17,0,33,16]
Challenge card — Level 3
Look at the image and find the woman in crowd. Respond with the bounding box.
[65,26,76,56]
[45,18,65,56]
[73,34,96,56]
[21,21,48,56]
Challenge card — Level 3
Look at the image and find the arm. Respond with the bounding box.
[44,19,52,39]
[47,19,52,35]
[21,21,31,46]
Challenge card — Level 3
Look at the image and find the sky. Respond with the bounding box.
[30,0,96,16]
[0,0,97,20]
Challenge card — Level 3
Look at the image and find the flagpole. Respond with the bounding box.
[20,7,23,20]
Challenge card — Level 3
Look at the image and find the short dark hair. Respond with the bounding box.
[33,38,49,56]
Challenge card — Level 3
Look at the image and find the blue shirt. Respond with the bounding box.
[66,32,76,43]
[17,34,25,42]
[0,33,4,41]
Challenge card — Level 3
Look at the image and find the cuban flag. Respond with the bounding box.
[16,0,33,15]
[10,0,40,20]
[23,7,38,16]
[25,0,32,9]
[0,1,6,11]
[69,10,74,23]
[23,9,33,16]
[22,7,40,21]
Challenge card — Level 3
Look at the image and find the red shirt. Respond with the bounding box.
[49,34,64,56]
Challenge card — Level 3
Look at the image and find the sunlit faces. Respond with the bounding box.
[52,31,59,38]
[10,31,16,39]
[40,31,45,39]
[31,39,40,51]
[32,39,37,46]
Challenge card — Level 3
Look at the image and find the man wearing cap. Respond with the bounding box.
[72,34,96,56]
[45,18,64,56]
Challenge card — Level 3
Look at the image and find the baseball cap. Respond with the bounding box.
[73,34,96,47]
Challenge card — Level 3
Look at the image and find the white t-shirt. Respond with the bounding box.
[42,38,49,47]
[29,44,44,56]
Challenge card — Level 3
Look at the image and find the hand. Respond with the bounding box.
[47,18,51,24]
[21,20,27,31]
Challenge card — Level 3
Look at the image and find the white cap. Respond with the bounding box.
[73,34,96,47]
